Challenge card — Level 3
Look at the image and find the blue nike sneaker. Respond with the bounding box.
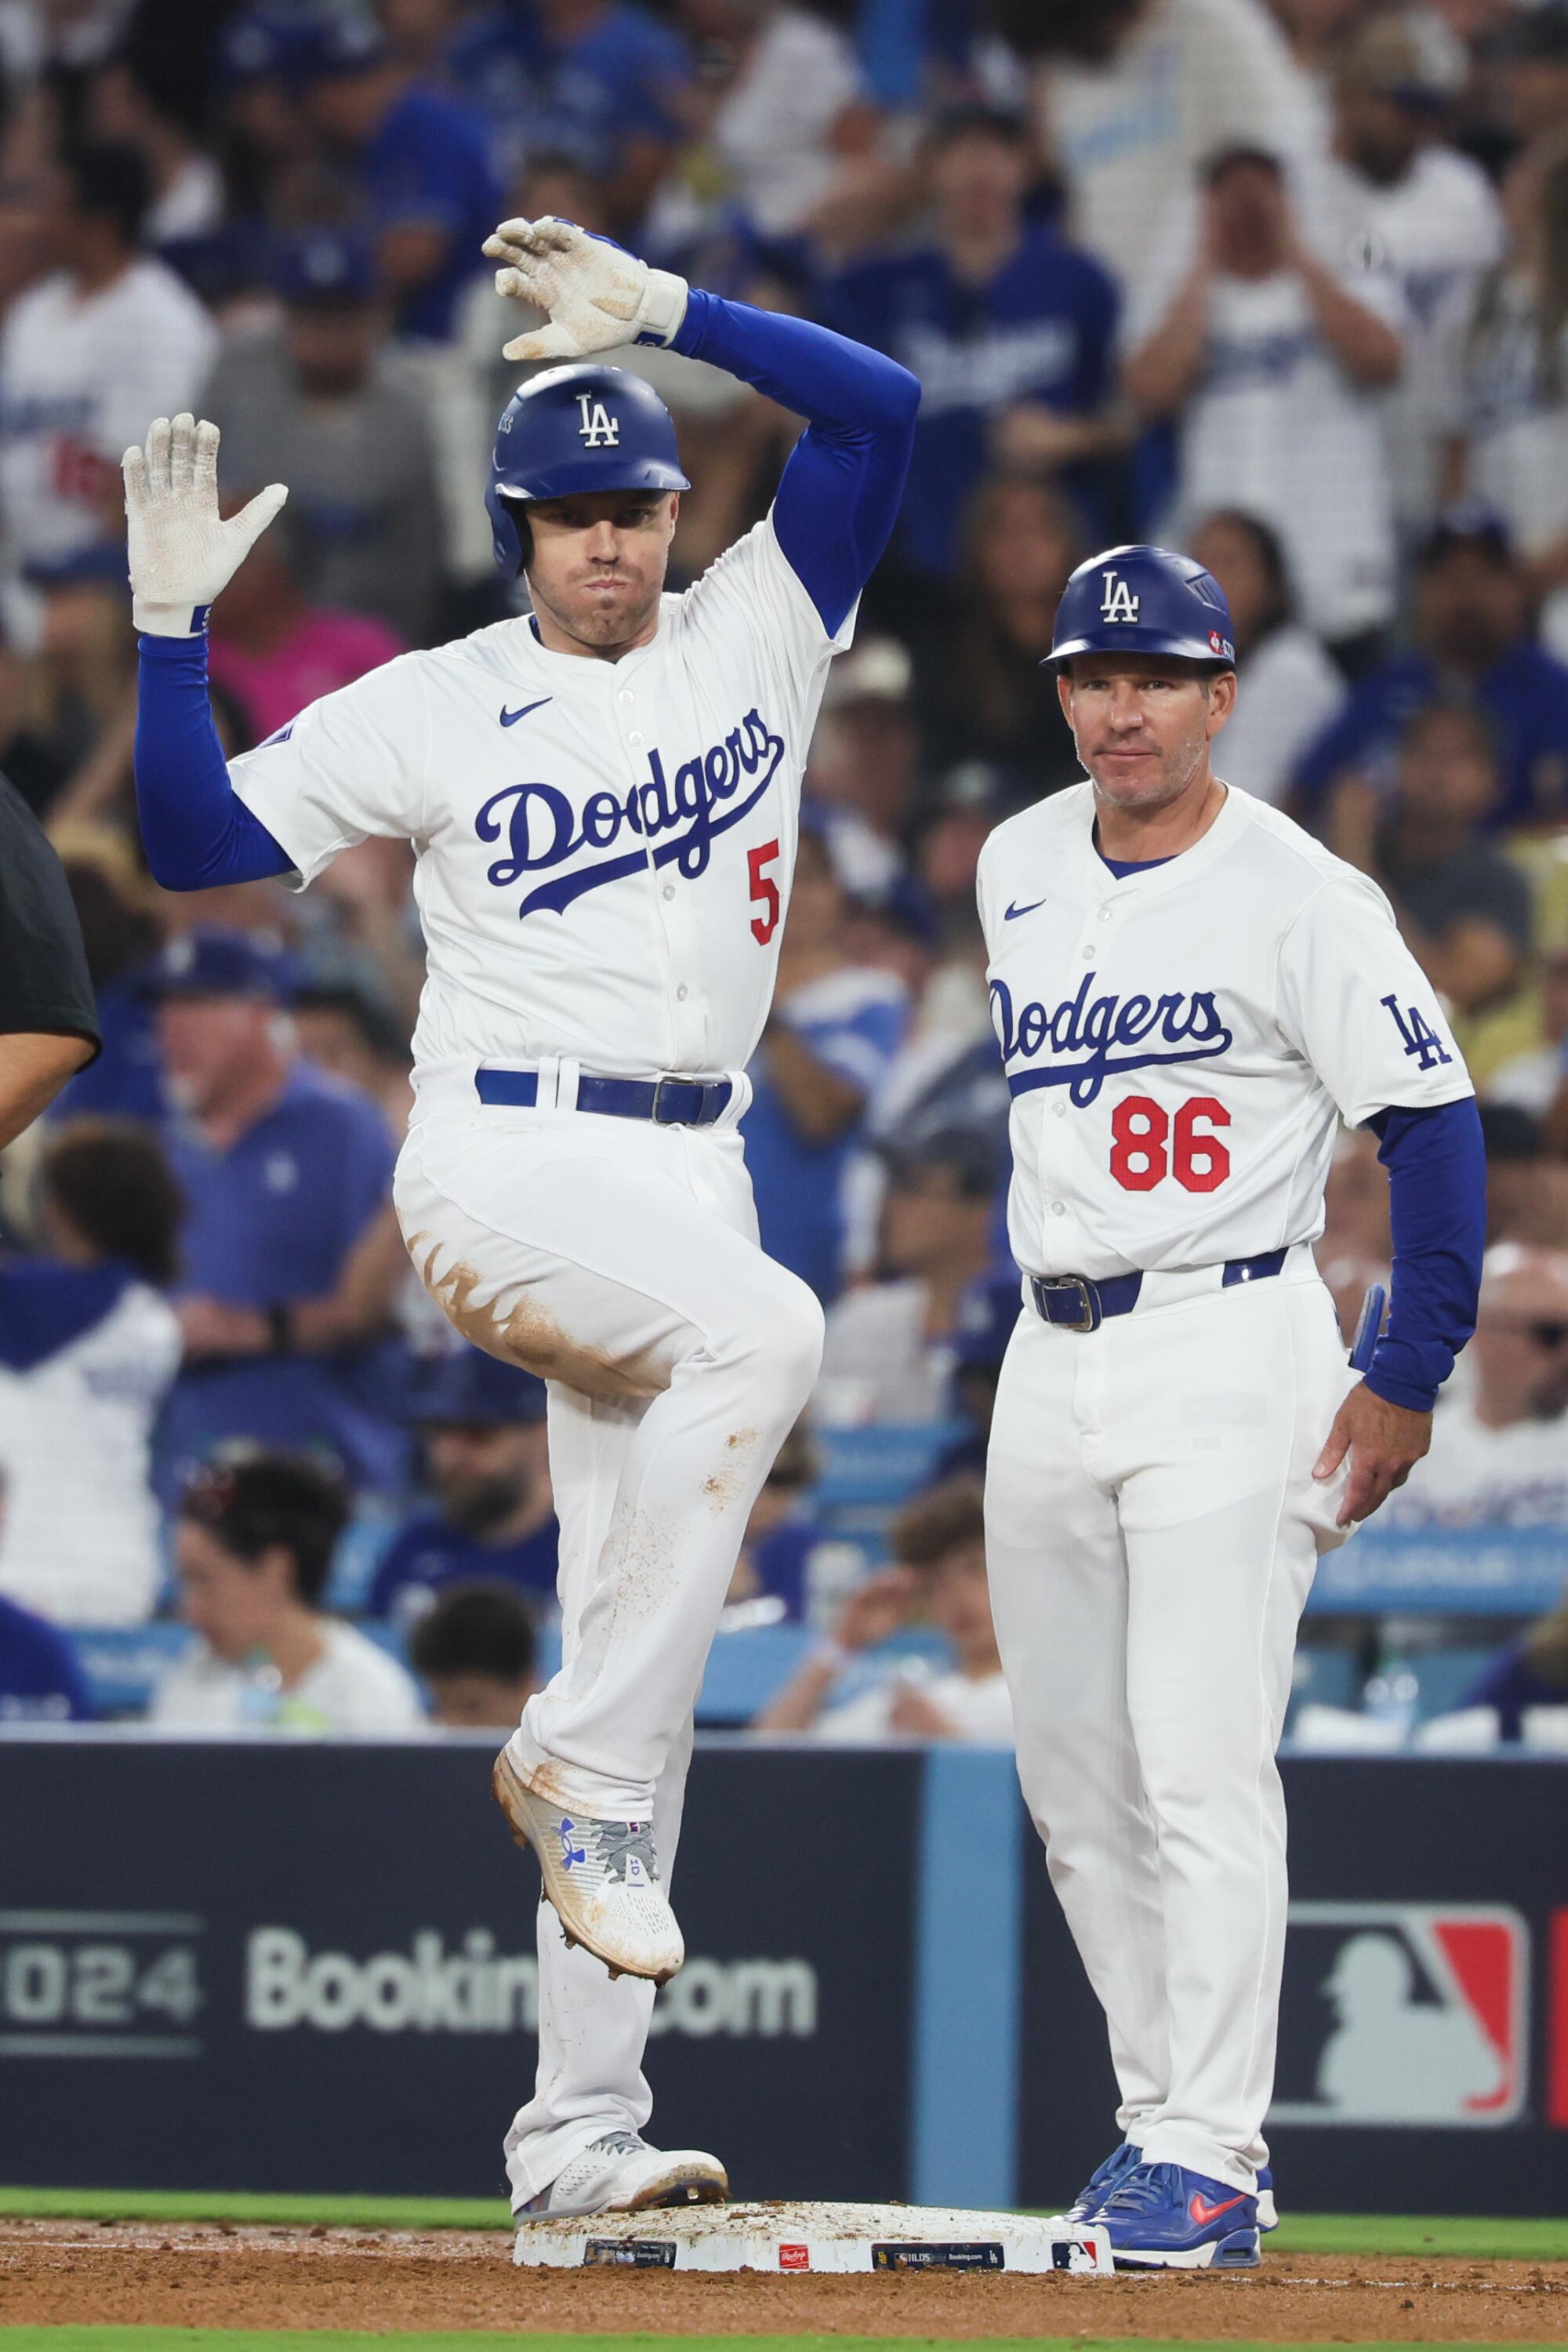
[1070,2144,1276,2231]
[1065,2140,1142,2223]
[1094,2159,1261,2269]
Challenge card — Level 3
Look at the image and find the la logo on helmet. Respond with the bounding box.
[1100,572,1139,623]
[575,394,620,447]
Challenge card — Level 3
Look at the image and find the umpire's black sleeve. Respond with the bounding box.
[0,769,100,1058]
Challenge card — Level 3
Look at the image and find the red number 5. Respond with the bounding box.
[749,839,781,943]
[1109,1094,1232,1192]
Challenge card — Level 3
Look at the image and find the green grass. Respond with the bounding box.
[1,2188,1564,2263]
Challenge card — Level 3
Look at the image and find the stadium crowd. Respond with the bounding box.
[2,0,1568,1744]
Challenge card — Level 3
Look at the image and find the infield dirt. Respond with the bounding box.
[2,2220,1566,2340]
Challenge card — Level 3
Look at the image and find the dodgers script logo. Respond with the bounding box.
[991,973,1232,1105]
[477,708,786,919]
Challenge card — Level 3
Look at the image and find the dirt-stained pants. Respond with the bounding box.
[393,1097,823,2201]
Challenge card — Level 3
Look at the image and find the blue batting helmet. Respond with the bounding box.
[486,364,691,576]
[1047,543,1236,671]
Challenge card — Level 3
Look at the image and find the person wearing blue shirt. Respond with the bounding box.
[149,927,408,1500]
[298,13,499,342]
[1294,509,1568,834]
[448,0,688,224]
[369,1348,560,1627]
[0,1590,93,1722]
[820,106,1119,579]
[743,824,906,1302]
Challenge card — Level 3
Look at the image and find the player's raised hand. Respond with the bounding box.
[122,414,287,637]
[483,216,688,363]
[1312,1382,1432,1528]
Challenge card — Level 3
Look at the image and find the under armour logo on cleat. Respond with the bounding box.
[557,1819,587,1869]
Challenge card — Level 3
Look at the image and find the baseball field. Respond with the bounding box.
[1,2194,1564,2347]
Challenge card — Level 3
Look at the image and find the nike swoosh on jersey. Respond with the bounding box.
[1004,896,1047,920]
[1189,2192,1248,2226]
[499,698,553,727]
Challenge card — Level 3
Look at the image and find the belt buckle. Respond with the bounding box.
[649,1075,682,1124]
[1044,1275,1100,1334]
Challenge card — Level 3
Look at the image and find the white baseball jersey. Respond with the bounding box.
[977,782,1473,1283]
[228,517,851,1104]
[0,261,218,570]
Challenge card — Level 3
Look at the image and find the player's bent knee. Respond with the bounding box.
[716,1266,824,1410]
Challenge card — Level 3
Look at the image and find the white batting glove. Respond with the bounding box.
[122,413,288,637]
[482,216,688,363]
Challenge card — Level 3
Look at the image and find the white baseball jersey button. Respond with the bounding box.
[1098,907,1112,921]
[662,884,675,900]
[227,516,854,1098]
[1050,1200,1065,1215]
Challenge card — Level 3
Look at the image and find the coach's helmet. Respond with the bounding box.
[1046,543,1236,672]
[486,363,691,575]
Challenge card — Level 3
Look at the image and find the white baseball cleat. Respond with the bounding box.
[517,2132,729,2219]
[492,1746,684,1984]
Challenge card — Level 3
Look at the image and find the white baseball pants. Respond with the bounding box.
[984,1258,1356,2190]
[393,1097,824,2200]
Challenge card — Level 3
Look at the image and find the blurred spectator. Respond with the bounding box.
[912,760,1018,946]
[85,49,226,245]
[150,927,408,1500]
[0,140,217,585]
[0,1588,95,1721]
[199,224,444,644]
[905,473,1085,788]
[726,1418,820,1621]
[802,636,920,902]
[815,1132,995,1424]
[50,848,164,1121]
[754,1475,1011,1740]
[934,1265,1022,1481]
[0,775,100,1145]
[448,0,686,227]
[154,1448,424,1732]
[207,507,406,746]
[1325,11,1504,532]
[368,1348,557,1626]
[1460,1578,1568,1740]
[1369,702,1532,1016]
[1125,143,1403,654]
[822,105,1118,582]
[292,979,414,1134]
[1381,1243,1568,1526]
[1189,508,1345,803]
[1476,1100,1568,1247]
[1269,0,1372,111]
[647,0,873,251]
[744,822,908,1303]
[1492,943,1568,1114]
[409,1578,540,1728]
[297,8,499,343]
[1458,140,1568,660]
[1294,508,1568,833]
[1493,0,1568,161]
[1005,0,1319,298]
[0,1120,182,1626]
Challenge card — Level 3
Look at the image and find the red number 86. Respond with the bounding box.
[1109,1094,1231,1192]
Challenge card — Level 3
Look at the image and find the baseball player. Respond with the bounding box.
[978,546,1486,2269]
[125,219,917,2219]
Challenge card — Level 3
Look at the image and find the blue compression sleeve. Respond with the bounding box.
[671,289,919,637]
[135,631,293,888]
[1363,1098,1486,1412]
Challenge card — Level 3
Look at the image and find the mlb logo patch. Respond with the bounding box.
[1271,1903,1528,2127]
